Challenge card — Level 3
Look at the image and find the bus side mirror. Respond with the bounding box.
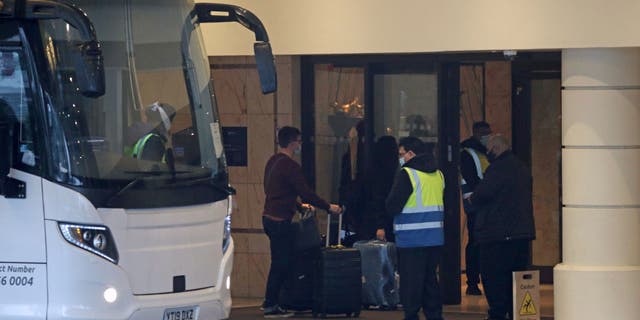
[73,40,105,98]
[254,42,277,94]
[19,0,106,97]
[192,3,278,94]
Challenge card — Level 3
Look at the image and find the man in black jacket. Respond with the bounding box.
[460,121,492,295]
[468,135,535,320]
[469,135,535,320]
[385,137,444,320]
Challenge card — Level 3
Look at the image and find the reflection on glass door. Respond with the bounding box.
[313,64,365,203]
[373,73,439,152]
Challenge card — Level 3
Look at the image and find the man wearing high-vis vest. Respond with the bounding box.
[460,121,492,296]
[126,102,176,162]
[385,137,445,320]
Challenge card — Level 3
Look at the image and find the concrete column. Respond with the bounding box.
[555,48,640,319]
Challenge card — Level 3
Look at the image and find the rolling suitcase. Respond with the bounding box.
[279,248,318,311]
[313,213,362,318]
[353,240,400,310]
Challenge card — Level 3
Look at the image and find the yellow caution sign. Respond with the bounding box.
[519,291,537,316]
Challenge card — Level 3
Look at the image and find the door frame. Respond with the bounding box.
[511,54,562,284]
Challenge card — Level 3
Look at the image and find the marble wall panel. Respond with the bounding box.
[212,68,248,115]
[248,233,270,254]
[246,69,276,114]
[209,56,251,65]
[248,253,271,298]
[232,233,250,254]
[276,59,293,116]
[248,114,276,184]
[231,253,250,298]
[531,79,562,266]
[231,183,250,230]
[246,183,266,230]
[277,113,293,129]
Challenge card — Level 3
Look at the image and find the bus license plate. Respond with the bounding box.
[163,306,199,320]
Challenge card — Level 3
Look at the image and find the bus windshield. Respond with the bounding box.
[38,0,228,207]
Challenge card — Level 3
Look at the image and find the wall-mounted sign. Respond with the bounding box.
[222,126,247,167]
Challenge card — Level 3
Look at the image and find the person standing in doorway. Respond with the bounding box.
[460,121,492,295]
[385,137,445,320]
[262,126,342,318]
[467,135,536,320]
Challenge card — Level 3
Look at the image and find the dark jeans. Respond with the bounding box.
[398,246,443,320]
[465,211,480,286]
[262,216,295,308]
[479,240,530,320]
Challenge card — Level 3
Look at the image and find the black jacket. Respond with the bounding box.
[385,154,439,218]
[460,137,487,191]
[469,151,535,244]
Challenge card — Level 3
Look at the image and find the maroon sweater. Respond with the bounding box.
[263,153,330,220]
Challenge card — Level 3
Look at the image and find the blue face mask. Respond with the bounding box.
[294,145,302,155]
[399,157,405,166]
[479,135,490,147]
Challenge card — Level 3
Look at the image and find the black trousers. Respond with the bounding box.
[262,216,294,308]
[398,246,443,320]
[479,240,530,320]
[465,212,480,286]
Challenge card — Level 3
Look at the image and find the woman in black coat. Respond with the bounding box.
[362,135,399,241]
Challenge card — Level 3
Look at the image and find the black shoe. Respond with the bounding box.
[259,301,266,311]
[263,305,294,318]
[466,285,482,295]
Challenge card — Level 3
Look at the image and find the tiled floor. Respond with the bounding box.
[231,277,555,319]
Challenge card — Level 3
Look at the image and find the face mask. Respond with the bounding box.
[294,145,302,155]
[479,135,490,147]
[399,157,405,166]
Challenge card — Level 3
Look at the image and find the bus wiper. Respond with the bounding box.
[124,170,191,175]
[105,170,190,206]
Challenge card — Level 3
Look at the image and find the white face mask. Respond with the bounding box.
[399,157,405,166]
[294,145,302,155]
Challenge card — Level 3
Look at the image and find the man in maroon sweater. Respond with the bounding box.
[262,126,342,318]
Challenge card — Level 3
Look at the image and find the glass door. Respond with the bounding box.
[302,57,462,303]
[373,73,439,151]
[370,64,462,304]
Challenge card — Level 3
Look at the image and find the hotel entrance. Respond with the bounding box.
[300,52,561,307]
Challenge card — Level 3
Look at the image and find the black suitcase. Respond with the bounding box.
[279,248,318,311]
[313,213,362,318]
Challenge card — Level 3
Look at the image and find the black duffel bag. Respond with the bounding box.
[293,208,322,252]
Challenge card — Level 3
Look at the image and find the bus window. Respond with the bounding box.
[0,47,39,170]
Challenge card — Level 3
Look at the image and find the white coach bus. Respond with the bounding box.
[0,0,276,319]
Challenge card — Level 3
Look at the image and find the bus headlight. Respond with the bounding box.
[59,223,119,264]
[222,195,232,254]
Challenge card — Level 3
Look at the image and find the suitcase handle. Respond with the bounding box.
[325,206,344,247]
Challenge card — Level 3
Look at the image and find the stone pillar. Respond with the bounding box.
[555,48,640,319]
